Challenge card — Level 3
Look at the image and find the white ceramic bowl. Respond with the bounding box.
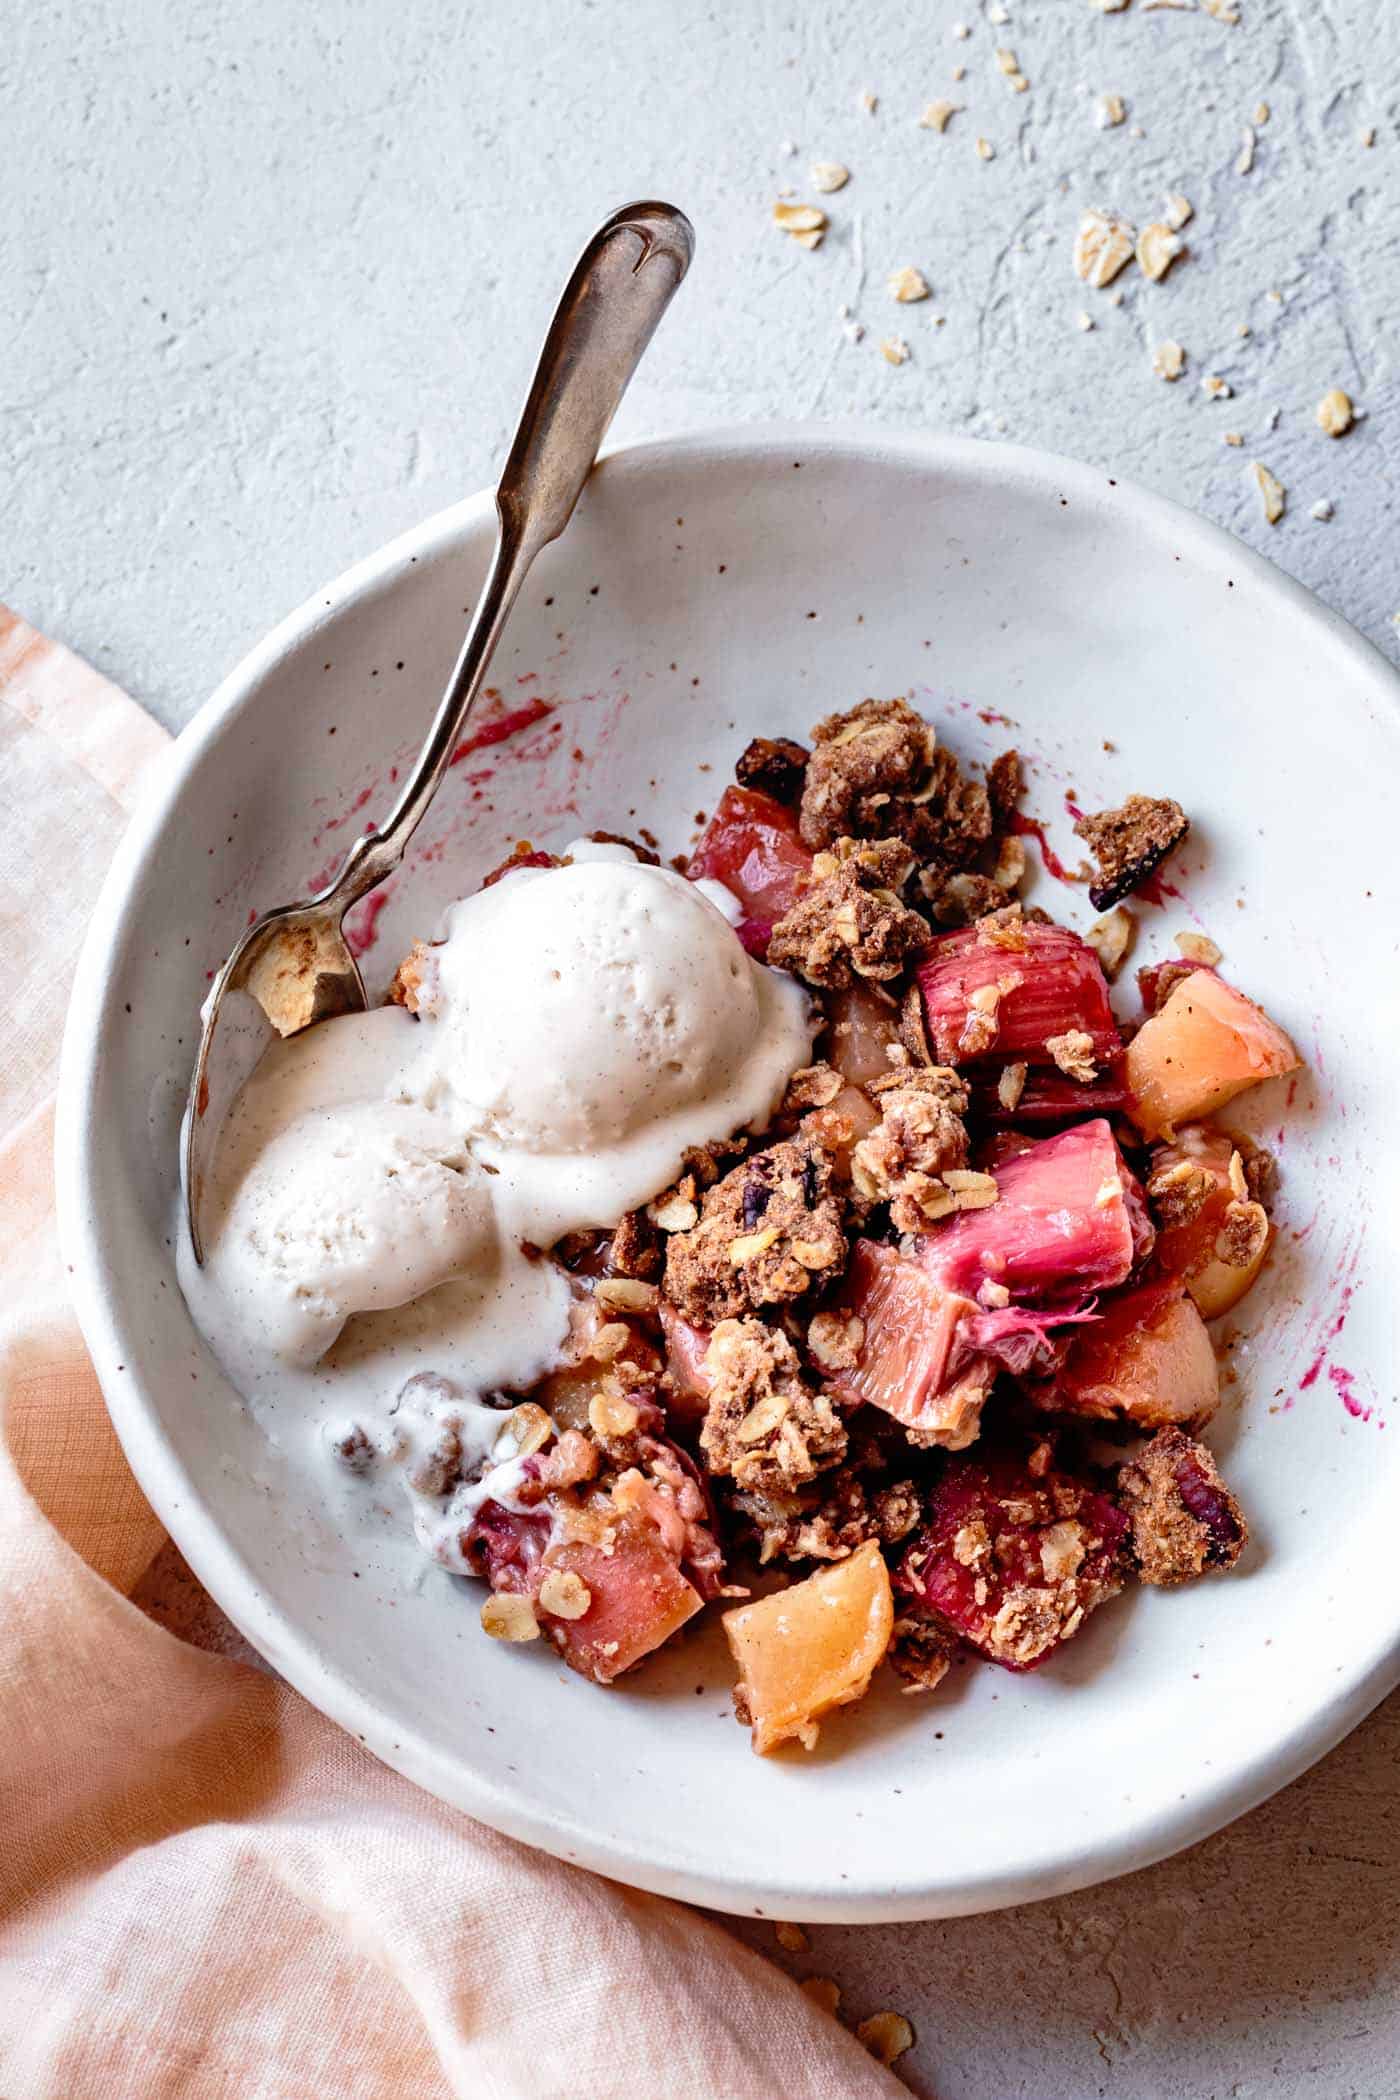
[58,428,1400,1922]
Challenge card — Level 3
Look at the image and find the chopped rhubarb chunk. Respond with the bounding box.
[828,1238,994,1448]
[1125,969,1301,1139]
[969,1064,1128,1127]
[460,1499,550,1593]
[687,786,813,957]
[915,921,1121,1069]
[962,1300,1101,1380]
[1048,1279,1219,1430]
[896,1447,1128,1670]
[537,1516,702,1682]
[918,1119,1138,1307]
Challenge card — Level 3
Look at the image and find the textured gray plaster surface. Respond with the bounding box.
[17,1,1400,2092]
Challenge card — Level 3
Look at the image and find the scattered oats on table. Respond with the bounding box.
[1094,93,1126,128]
[1252,461,1286,525]
[1136,222,1184,281]
[857,2012,916,2067]
[1316,388,1354,437]
[1201,374,1232,400]
[1254,101,1270,125]
[859,88,878,114]
[1092,0,1131,11]
[1163,191,1194,230]
[1076,310,1095,331]
[1152,340,1186,381]
[881,335,911,365]
[810,161,849,193]
[1310,497,1334,522]
[1361,126,1376,148]
[1223,431,1243,447]
[1073,206,1135,287]
[888,264,930,303]
[920,99,962,132]
[976,135,996,160]
[773,201,827,250]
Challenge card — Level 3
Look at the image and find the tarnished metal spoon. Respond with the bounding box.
[182,200,694,1260]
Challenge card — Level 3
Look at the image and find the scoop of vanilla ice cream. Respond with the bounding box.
[412,858,800,1154]
[209,1100,494,1366]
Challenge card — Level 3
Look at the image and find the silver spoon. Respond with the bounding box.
[182,200,694,1261]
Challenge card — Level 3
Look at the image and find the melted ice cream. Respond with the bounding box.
[179,849,813,1487]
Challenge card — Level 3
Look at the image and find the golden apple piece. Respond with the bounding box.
[723,1540,894,1755]
[1125,971,1300,1140]
[1150,1123,1273,1318]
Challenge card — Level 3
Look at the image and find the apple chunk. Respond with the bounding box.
[1125,970,1300,1140]
[724,1540,894,1754]
[1052,1279,1219,1431]
[1149,1124,1272,1318]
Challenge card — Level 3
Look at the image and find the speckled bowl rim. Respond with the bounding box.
[56,424,1400,1922]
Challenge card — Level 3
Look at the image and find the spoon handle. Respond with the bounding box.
[333,201,693,905]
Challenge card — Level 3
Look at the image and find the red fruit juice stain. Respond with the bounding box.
[1329,1365,1371,1421]
[345,886,392,958]
[322,784,375,833]
[450,694,552,766]
[1063,793,1085,822]
[1132,868,1184,908]
[1010,810,1079,885]
[977,707,1014,728]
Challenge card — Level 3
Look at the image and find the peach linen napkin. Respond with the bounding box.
[0,605,903,2100]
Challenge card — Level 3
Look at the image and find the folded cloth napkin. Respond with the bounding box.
[0,606,901,2100]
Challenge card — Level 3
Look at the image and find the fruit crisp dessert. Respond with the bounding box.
[184,696,1299,1757]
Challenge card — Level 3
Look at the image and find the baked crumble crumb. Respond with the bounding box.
[1046,1029,1099,1083]
[700,1317,847,1495]
[888,1613,955,1693]
[1118,1427,1248,1586]
[850,1065,971,1229]
[388,938,434,1013]
[663,1135,848,1325]
[767,836,929,987]
[1074,792,1190,911]
[798,696,936,848]
[735,734,810,804]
